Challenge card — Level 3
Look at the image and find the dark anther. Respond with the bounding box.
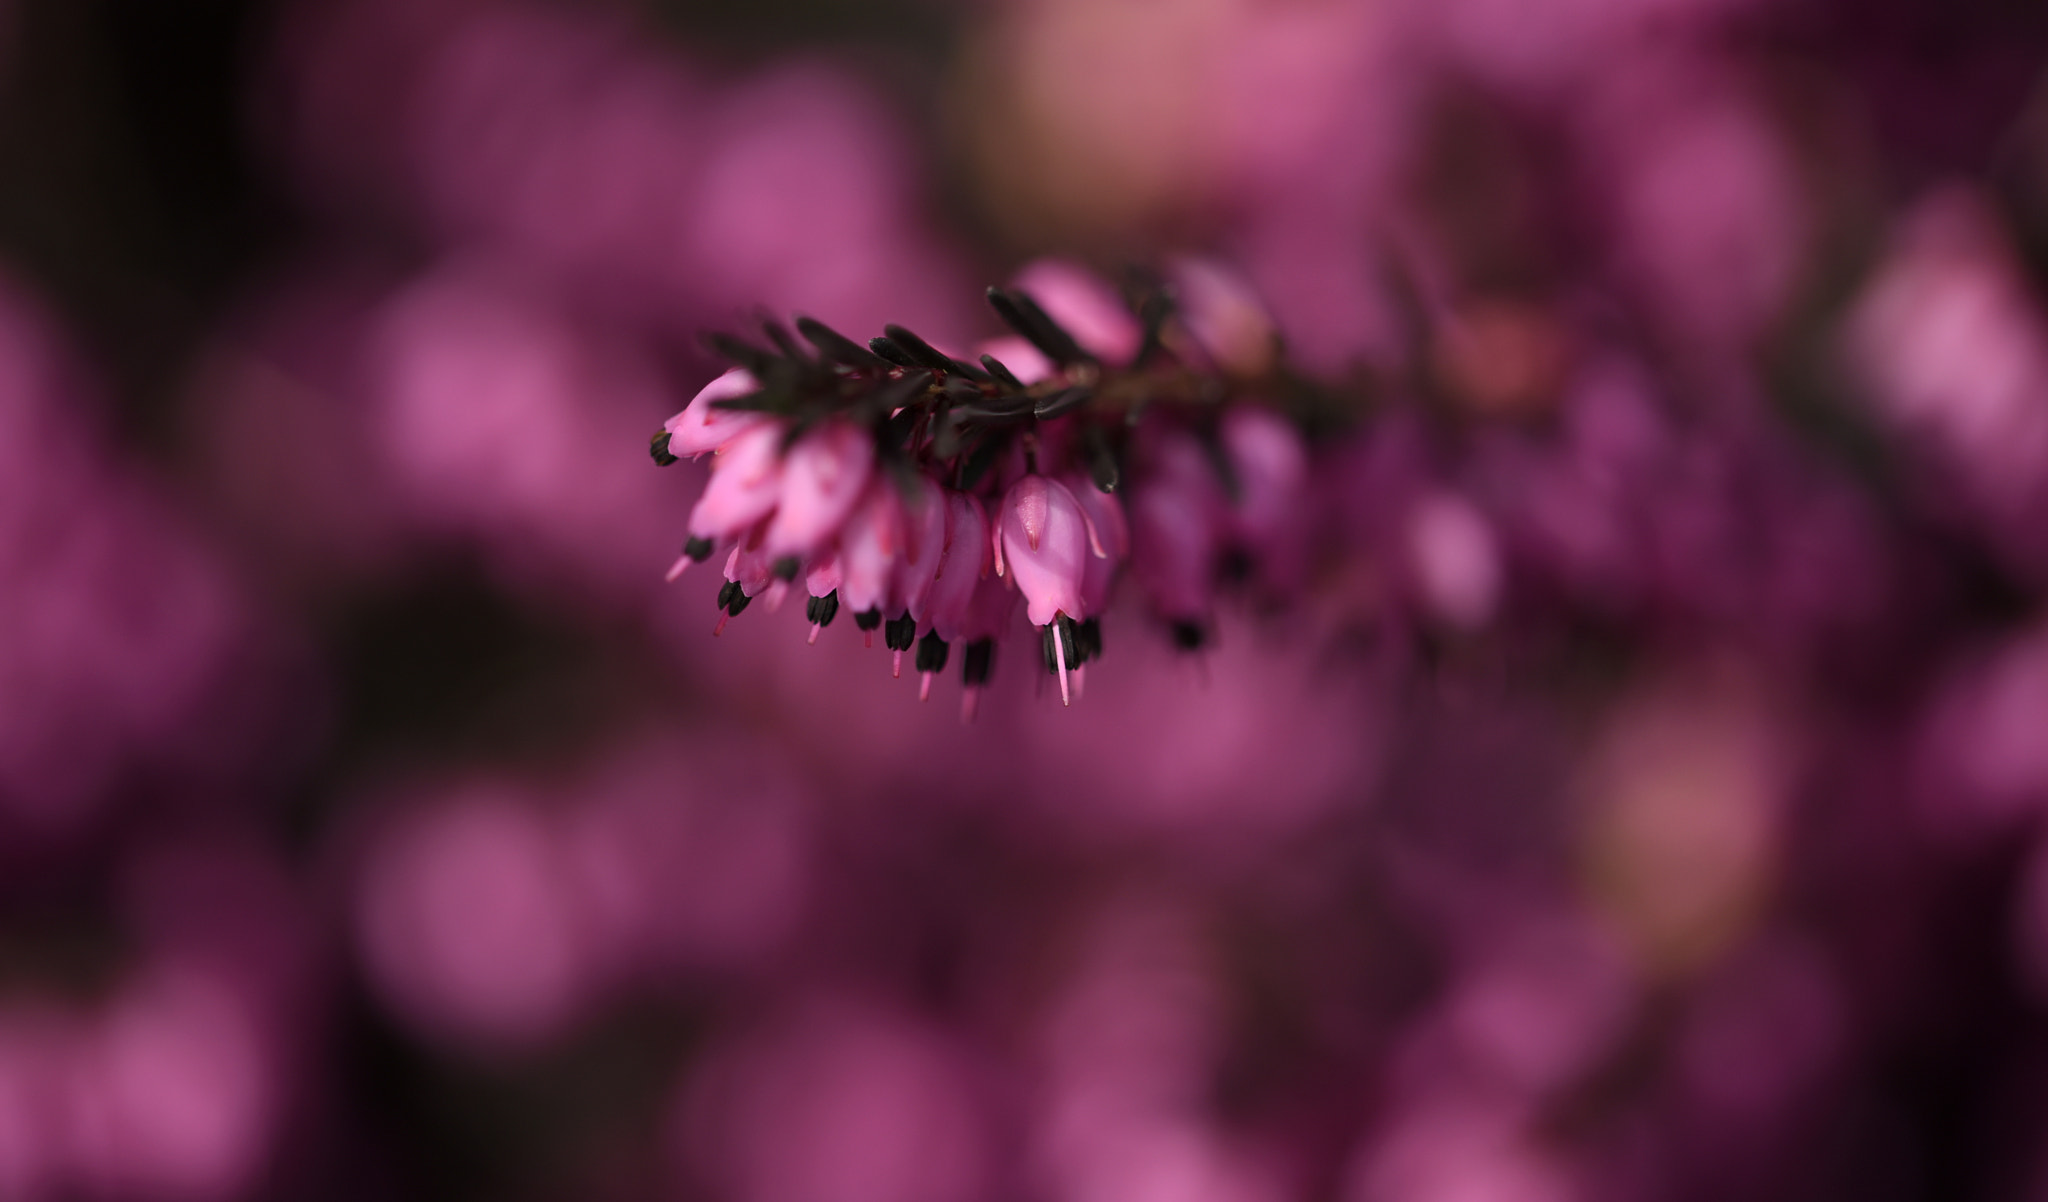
[1041,616,1080,673]
[1088,442,1119,493]
[986,287,1090,367]
[883,324,993,382]
[683,536,716,562]
[772,556,801,581]
[717,580,752,617]
[806,589,841,628]
[962,639,995,686]
[869,337,922,369]
[1170,621,1206,651]
[1076,617,1103,664]
[650,430,678,466]
[885,612,918,652]
[795,316,888,371]
[1220,547,1254,583]
[916,631,950,674]
[854,607,884,632]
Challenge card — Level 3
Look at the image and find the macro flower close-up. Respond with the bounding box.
[2,0,2047,1198]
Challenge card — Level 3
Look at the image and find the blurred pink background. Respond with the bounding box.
[2,0,2048,1198]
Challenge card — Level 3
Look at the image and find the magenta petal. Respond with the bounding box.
[1064,474,1129,616]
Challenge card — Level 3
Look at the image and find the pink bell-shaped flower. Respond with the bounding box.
[1128,426,1226,629]
[896,474,949,627]
[996,475,1090,704]
[665,368,768,458]
[996,475,1091,627]
[686,422,784,542]
[957,571,1020,722]
[765,419,873,558]
[1170,256,1278,377]
[837,480,905,637]
[712,542,783,636]
[1063,473,1129,617]
[914,490,991,702]
[926,491,991,644]
[1220,407,1311,594]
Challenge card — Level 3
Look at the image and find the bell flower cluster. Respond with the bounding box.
[651,261,1312,714]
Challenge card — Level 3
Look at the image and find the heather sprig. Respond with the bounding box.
[651,260,1312,714]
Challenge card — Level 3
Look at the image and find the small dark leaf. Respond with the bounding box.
[1033,387,1093,419]
[987,287,1090,367]
[980,354,1026,391]
[796,316,888,371]
[952,402,1035,423]
[940,376,985,404]
[884,324,993,382]
[761,319,806,362]
[869,337,922,369]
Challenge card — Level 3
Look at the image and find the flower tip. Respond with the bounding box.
[665,555,693,583]
[712,613,730,638]
[808,623,823,645]
[919,672,934,702]
[961,688,981,724]
[893,649,904,679]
